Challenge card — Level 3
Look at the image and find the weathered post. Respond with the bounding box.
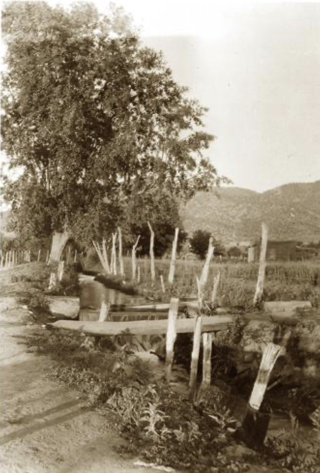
[168,228,179,284]
[111,233,117,275]
[118,227,124,276]
[197,332,213,401]
[132,235,140,281]
[137,266,141,283]
[147,222,156,283]
[93,240,110,274]
[189,277,203,401]
[211,271,221,307]
[99,301,110,322]
[253,223,268,307]
[46,250,50,264]
[37,249,41,262]
[48,272,57,290]
[238,342,282,447]
[160,275,166,293]
[199,237,214,287]
[57,261,65,282]
[74,249,77,263]
[165,298,179,382]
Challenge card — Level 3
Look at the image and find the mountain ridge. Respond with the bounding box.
[180,181,320,244]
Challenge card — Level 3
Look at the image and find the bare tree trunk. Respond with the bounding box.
[147,222,156,282]
[132,235,140,281]
[253,223,268,306]
[165,298,179,382]
[199,237,214,287]
[118,227,124,276]
[168,228,179,285]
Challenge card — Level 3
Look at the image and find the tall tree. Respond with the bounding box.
[2,1,223,260]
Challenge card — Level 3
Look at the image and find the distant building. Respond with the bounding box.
[250,240,297,261]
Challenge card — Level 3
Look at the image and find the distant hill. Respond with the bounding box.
[180,181,320,244]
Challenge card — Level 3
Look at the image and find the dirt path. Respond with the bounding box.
[0,303,160,473]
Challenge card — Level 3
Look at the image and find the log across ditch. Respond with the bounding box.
[48,310,320,337]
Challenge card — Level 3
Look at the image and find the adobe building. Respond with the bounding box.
[249,240,297,262]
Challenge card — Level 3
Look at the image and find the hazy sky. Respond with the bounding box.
[4,0,320,192]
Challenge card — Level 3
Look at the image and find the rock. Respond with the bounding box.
[48,296,80,319]
[223,444,258,459]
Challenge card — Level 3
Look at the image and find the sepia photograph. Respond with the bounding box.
[0,1,320,472]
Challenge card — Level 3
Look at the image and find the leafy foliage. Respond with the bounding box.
[2,1,221,246]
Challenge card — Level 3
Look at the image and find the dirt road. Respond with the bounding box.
[0,302,159,473]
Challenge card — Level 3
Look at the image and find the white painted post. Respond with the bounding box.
[165,298,179,382]
[147,222,156,282]
[118,227,124,276]
[168,228,179,285]
[253,223,268,306]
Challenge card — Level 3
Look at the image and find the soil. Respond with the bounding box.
[0,265,161,473]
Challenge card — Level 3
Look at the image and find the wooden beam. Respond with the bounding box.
[49,315,232,336]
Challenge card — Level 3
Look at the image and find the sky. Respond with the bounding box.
[2,0,320,193]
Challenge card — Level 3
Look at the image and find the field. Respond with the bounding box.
[88,255,320,310]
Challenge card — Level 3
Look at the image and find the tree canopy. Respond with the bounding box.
[2,1,223,246]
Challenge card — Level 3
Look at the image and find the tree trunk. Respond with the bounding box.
[49,230,70,263]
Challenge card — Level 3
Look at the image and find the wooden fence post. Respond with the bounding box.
[48,272,57,290]
[147,222,156,283]
[160,275,166,293]
[189,314,203,401]
[111,233,117,275]
[132,235,140,281]
[37,249,41,262]
[93,240,110,274]
[168,228,179,285]
[199,237,214,287]
[211,271,221,307]
[253,223,268,307]
[165,298,179,382]
[57,261,65,281]
[239,342,282,447]
[189,276,205,401]
[99,301,110,322]
[118,227,124,276]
